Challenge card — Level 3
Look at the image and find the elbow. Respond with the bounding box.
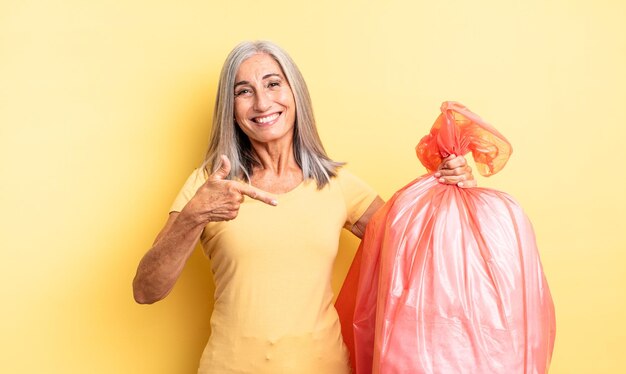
[133,290,157,305]
[132,278,164,305]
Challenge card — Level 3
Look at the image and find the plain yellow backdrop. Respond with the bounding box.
[2,0,625,373]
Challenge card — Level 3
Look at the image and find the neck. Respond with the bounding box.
[249,138,299,177]
[248,138,304,194]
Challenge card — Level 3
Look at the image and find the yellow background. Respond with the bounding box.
[2,0,625,373]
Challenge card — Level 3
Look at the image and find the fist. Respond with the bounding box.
[434,154,477,188]
[183,155,277,223]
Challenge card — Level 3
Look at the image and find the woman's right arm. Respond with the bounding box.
[132,211,205,304]
[132,155,276,304]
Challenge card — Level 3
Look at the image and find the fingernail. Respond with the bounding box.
[434,172,441,178]
[438,178,445,183]
[271,199,278,206]
[457,182,464,187]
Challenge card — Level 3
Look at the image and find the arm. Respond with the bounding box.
[350,196,385,239]
[132,211,204,304]
[132,156,276,304]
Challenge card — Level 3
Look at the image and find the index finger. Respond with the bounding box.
[237,183,278,206]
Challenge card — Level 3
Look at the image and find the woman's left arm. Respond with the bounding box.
[350,196,385,239]
[350,154,475,238]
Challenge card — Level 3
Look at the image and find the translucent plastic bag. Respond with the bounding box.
[336,102,556,373]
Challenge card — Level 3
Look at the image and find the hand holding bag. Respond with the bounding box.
[336,102,556,374]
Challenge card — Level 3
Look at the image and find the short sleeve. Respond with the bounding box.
[336,169,379,230]
[169,168,208,213]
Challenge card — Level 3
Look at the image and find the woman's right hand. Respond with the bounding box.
[181,155,277,224]
[132,156,276,304]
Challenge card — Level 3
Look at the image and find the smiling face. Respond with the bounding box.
[233,53,296,147]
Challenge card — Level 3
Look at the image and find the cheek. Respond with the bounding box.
[233,101,248,122]
[282,90,295,106]
[278,97,296,120]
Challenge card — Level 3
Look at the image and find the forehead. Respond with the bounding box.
[235,53,285,81]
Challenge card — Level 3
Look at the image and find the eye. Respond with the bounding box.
[234,88,252,97]
[267,81,281,89]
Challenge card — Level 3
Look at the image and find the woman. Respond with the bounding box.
[133,40,474,373]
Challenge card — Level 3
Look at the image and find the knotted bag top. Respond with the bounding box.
[416,101,512,177]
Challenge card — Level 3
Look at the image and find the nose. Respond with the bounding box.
[253,90,271,112]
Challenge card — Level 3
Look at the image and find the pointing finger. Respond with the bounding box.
[237,184,278,206]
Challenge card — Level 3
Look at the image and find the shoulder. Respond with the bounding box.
[169,168,209,213]
[181,168,209,189]
[332,167,377,200]
[333,167,371,189]
[331,168,379,227]
[174,167,209,197]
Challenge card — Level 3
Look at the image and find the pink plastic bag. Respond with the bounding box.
[336,102,556,373]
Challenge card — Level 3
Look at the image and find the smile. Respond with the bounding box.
[253,113,280,124]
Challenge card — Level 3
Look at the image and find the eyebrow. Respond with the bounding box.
[234,73,283,88]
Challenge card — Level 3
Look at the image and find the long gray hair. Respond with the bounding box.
[203,40,343,188]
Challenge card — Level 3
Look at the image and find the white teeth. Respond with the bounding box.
[255,113,279,124]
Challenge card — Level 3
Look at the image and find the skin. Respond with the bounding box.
[132,53,475,304]
[232,53,303,194]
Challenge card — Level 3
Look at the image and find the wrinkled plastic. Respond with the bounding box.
[336,102,556,373]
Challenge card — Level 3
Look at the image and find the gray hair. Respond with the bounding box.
[203,40,343,188]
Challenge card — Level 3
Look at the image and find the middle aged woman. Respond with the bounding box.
[133,40,475,374]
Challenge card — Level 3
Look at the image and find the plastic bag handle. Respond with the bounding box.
[416,102,512,177]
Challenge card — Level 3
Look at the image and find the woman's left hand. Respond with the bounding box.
[435,154,476,188]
